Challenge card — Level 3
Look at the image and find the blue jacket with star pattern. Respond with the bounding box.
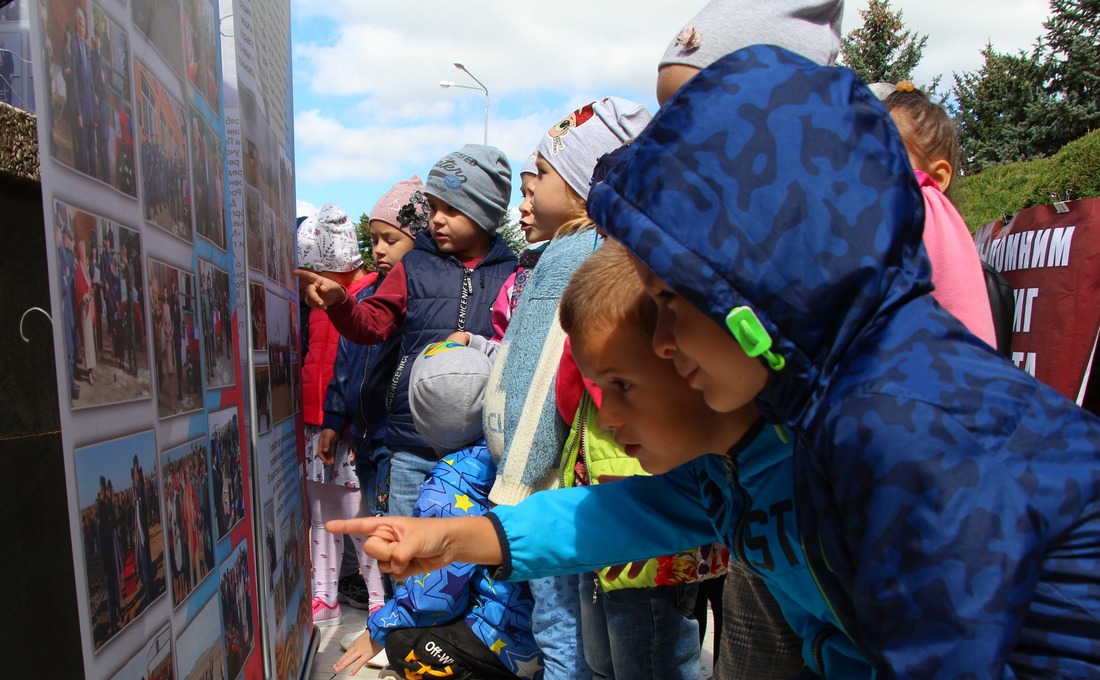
[367,442,543,679]
[588,45,1100,678]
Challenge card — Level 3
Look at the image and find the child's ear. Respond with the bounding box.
[928,158,953,193]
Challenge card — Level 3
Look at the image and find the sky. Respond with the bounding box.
[289,0,1053,223]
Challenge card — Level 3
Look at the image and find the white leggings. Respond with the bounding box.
[307,479,384,609]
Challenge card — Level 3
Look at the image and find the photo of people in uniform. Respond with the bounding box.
[198,260,233,389]
[55,200,151,408]
[249,281,267,351]
[159,437,215,608]
[40,0,136,196]
[190,110,226,249]
[74,430,166,651]
[218,541,255,680]
[147,258,204,419]
[131,0,184,79]
[208,407,244,539]
[137,59,192,243]
[174,594,225,680]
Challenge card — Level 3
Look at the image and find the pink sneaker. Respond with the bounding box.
[312,597,342,628]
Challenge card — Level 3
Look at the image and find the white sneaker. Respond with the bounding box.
[366,648,389,668]
[339,628,365,652]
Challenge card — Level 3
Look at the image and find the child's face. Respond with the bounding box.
[573,323,749,474]
[530,154,580,235]
[518,173,553,244]
[426,195,490,258]
[637,262,769,414]
[368,220,414,275]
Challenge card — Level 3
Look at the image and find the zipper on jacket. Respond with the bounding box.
[457,268,472,331]
[811,627,841,676]
[387,354,409,410]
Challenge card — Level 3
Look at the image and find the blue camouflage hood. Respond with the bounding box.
[589,45,927,424]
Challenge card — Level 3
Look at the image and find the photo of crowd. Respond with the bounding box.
[40,0,136,196]
[131,0,183,79]
[262,500,276,590]
[54,200,151,408]
[278,503,305,627]
[190,111,226,249]
[208,407,245,539]
[218,541,255,680]
[147,258,204,419]
[136,59,192,243]
[253,365,270,433]
[159,437,215,608]
[248,281,267,350]
[174,595,224,680]
[108,625,172,680]
[198,260,234,389]
[74,431,165,651]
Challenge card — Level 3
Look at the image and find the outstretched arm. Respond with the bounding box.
[326,515,500,580]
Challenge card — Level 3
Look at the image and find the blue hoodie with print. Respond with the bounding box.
[587,45,1100,678]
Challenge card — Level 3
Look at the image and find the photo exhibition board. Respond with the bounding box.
[27,0,304,677]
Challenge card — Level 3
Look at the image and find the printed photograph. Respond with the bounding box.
[131,0,184,79]
[174,594,225,680]
[218,540,256,680]
[147,258,204,418]
[262,204,278,283]
[190,110,226,249]
[182,0,219,112]
[280,218,295,291]
[109,624,174,680]
[160,437,215,608]
[40,0,137,195]
[254,365,271,434]
[290,361,300,415]
[198,260,234,389]
[249,281,267,350]
[262,500,276,590]
[74,430,166,651]
[136,60,192,243]
[245,185,263,272]
[53,200,151,408]
[266,290,293,425]
[208,406,245,539]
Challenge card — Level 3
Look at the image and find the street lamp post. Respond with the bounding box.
[439,61,489,145]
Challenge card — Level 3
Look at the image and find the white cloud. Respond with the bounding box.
[296,199,318,218]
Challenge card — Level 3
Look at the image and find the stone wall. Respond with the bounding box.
[0,101,39,182]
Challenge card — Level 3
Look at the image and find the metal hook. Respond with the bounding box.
[19,307,52,343]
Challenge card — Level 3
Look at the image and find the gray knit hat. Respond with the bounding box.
[408,341,492,454]
[424,144,511,233]
[659,0,843,70]
[536,97,652,200]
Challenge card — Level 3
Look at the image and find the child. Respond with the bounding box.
[333,342,543,680]
[588,46,1100,676]
[336,47,1100,677]
[489,152,544,343]
[330,240,870,678]
[871,80,1000,349]
[481,98,650,680]
[295,145,518,524]
[295,204,379,627]
[319,177,427,631]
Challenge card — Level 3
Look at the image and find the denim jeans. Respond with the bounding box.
[355,440,390,518]
[531,574,593,680]
[578,572,700,680]
[387,447,437,518]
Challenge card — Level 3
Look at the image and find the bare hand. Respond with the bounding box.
[318,428,338,465]
[326,515,500,580]
[444,331,471,346]
[333,629,383,676]
[294,269,346,309]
